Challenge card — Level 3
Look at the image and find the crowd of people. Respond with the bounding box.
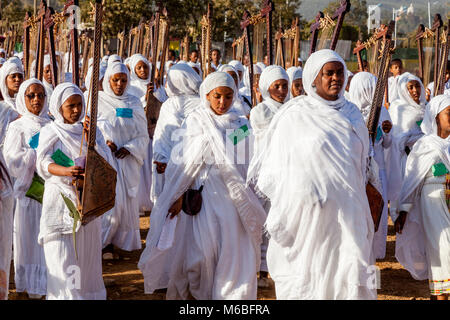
[0,41,449,300]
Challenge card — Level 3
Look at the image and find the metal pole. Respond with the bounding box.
[428,1,431,28]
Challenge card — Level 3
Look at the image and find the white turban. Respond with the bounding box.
[303,49,348,107]
[199,71,236,110]
[165,62,202,97]
[229,60,244,75]
[258,65,289,101]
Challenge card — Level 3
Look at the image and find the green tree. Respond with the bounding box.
[323,0,368,40]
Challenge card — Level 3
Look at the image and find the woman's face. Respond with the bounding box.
[24,83,46,115]
[6,72,24,96]
[313,61,345,101]
[437,105,450,139]
[291,79,304,98]
[43,65,52,85]
[407,80,421,104]
[207,86,234,115]
[268,79,288,103]
[109,73,128,96]
[226,71,239,88]
[60,94,83,124]
[135,61,149,80]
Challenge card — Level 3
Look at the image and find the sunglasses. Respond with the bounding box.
[25,93,46,100]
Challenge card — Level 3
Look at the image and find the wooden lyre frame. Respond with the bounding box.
[200,2,212,79]
[80,29,94,88]
[64,0,81,87]
[44,6,59,88]
[366,20,395,232]
[117,29,126,59]
[35,1,48,81]
[231,34,245,61]
[80,0,117,225]
[436,20,449,96]
[180,35,190,62]
[309,0,351,55]
[144,3,169,140]
[275,18,300,69]
[23,12,33,80]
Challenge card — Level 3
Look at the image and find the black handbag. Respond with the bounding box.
[182,185,204,216]
[182,166,211,216]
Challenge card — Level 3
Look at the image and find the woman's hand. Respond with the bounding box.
[65,166,84,178]
[168,195,183,219]
[83,116,90,141]
[153,161,167,174]
[106,140,118,153]
[145,83,155,101]
[394,211,408,234]
[115,147,130,159]
[382,120,392,134]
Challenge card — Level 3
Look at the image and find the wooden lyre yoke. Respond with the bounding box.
[78,0,117,225]
[275,18,300,69]
[436,20,449,96]
[309,0,351,55]
[353,24,391,73]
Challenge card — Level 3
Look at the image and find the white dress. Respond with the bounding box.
[4,116,48,295]
[36,124,106,300]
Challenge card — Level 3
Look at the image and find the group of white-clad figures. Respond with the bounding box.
[0,45,449,300]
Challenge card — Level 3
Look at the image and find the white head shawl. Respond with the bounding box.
[15,78,49,122]
[218,64,239,87]
[0,59,24,109]
[102,62,131,101]
[165,62,201,97]
[258,65,289,102]
[303,49,348,108]
[229,60,245,89]
[0,58,6,65]
[286,66,303,99]
[256,62,266,72]
[199,71,237,112]
[348,72,377,120]
[108,54,122,65]
[84,62,107,93]
[129,54,151,83]
[396,72,427,110]
[421,95,450,136]
[49,82,85,125]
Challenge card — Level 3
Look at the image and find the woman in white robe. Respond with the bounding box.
[138,72,266,300]
[387,73,428,211]
[395,94,450,300]
[229,60,250,102]
[151,63,202,205]
[218,64,252,117]
[127,54,167,213]
[349,71,395,260]
[0,59,24,111]
[248,49,377,300]
[0,157,13,300]
[36,82,110,300]
[4,79,50,298]
[286,66,303,99]
[97,62,149,252]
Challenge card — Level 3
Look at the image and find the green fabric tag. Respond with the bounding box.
[25,172,45,203]
[51,149,74,167]
[416,119,423,127]
[228,124,250,145]
[432,163,449,177]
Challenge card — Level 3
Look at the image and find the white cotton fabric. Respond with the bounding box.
[98,62,149,251]
[395,95,450,292]
[139,72,266,299]
[0,159,13,299]
[35,82,110,299]
[248,49,376,300]
[187,61,202,78]
[387,72,428,209]
[349,72,395,259]
[218,64,252,117]
[84,62,107,95]
[0,59,24,110]
[127,54,168,104]
[286,66,303,99]
[151,63,202,204]
[4,79,50,295]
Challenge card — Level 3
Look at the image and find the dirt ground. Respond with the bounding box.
[8,215,430,300]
